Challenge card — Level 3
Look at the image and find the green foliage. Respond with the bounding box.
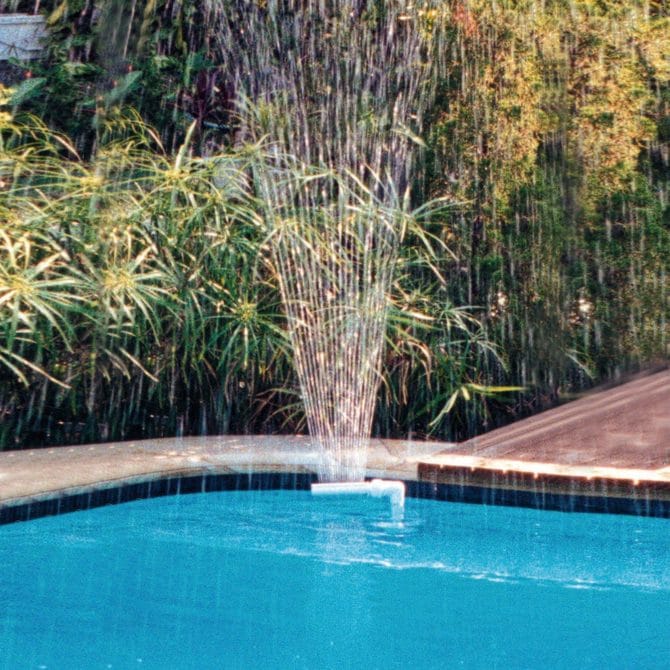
[0,101,500,446]
[0,101,294,446]
[2,0,226,152]
[0,0,668,445]
[425,0,670,418]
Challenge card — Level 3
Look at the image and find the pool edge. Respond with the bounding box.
[2,434,670,524]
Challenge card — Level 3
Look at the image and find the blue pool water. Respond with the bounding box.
[1,490,669,669]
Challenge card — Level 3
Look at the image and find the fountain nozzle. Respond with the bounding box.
[311,478,405,516]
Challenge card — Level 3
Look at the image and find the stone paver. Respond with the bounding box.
[419,368,670,500]
[0,435,450,507]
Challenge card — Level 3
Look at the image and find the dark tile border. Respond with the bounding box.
[0,472,317,526]
[406,481,670,518]
[1,471,669,526]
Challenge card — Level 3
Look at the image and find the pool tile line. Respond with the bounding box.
[0,471,319,526]
[2,470,669,526]
[406,480,670,517]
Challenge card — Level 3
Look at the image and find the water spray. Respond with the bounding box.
[212,0,444,481]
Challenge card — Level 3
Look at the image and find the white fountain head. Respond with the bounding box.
[311,479,406,518]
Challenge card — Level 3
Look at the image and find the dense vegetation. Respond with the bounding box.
[0,0,668,448]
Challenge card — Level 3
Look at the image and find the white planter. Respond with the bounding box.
[0,14,47,61]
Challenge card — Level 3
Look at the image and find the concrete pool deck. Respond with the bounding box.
[1,368,669,519]
[0,435,447,509]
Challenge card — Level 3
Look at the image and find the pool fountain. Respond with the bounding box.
[0,2,669,667]
[312,478,406,519]
[211,0,443,482]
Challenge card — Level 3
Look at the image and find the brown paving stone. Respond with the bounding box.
[459,368,669,468]
[419,368,670,496]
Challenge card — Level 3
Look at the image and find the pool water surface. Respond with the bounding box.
[1,490,669,669]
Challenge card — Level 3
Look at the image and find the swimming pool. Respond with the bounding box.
[1,489,669,669]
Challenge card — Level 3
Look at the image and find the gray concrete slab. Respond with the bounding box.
[0,435,450,507]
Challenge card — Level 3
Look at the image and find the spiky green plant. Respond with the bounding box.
[0,92,509,450]
[0,99,295,447]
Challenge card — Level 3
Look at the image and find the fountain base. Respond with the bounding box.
[311,479,405,517]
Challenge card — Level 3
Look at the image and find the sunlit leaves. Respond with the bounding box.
[0,105,282,441]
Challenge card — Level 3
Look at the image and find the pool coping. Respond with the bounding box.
[1,434,670,523]
[0,434,443,516]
